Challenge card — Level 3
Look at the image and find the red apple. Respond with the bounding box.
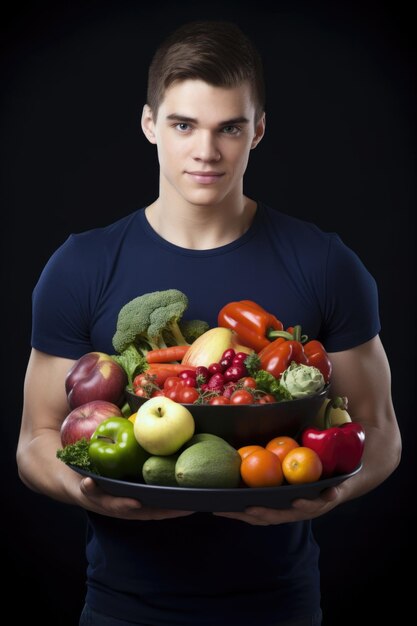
[65,351,127,409]
[60,400,123,447]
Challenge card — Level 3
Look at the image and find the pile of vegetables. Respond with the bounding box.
[109,291,331,404]
[57,292,368,484]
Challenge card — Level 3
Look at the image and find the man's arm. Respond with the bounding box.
[323,335,401,499]
[16,348,193,521]
[215,335,401,524]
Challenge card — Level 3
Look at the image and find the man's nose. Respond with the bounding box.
[192,131,221,162]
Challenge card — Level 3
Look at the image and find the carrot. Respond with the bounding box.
[147,363,197,386]
[146,345,190,364]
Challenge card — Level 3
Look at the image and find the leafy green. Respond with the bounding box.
[56,438,99,473]
[244,353,261,377]
[111,344,148,389]
[254,370,292,402]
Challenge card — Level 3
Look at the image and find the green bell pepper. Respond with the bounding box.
[89,417,148,479]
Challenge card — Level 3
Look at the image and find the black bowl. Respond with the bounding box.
[125,385,330,448]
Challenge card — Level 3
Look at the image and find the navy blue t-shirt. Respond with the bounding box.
[31,202,380,624]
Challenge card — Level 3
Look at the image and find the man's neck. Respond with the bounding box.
[145,196,257,250]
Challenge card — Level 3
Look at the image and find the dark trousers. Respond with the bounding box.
[79,603,322,626]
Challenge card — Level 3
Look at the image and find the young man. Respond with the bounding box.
[17,21,401,626]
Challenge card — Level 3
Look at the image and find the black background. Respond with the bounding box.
[1,1,415,624]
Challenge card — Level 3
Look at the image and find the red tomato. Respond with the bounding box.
[230,389,254,405]
[209,396,231,405]
[239,377,257,389]
[133,373,153,389]
[258,393,276,404]
[163,376,182,391]
[164,387,179,401]
[134,387,149,398]
[177,387,200,404]
[179,376,197,388]
[151,389,165,398]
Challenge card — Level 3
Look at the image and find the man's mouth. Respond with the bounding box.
[186,171,225,184]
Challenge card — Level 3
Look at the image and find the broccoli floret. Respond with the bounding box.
[112,289,189,354]
[180,319,210,343]
[163,319,210,346]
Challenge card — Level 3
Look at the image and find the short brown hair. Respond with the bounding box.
[146,21,265,123]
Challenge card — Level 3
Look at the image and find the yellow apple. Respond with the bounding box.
[133,396,195,455]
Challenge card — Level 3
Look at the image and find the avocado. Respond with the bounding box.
[175,440,241,488]
[142,454,179,486]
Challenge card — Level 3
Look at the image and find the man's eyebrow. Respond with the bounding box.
[166,114,250,125]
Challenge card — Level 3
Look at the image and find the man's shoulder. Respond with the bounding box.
[259,202,336,247]
[68,208,143,248]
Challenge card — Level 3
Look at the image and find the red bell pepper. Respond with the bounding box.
[258,328,308,378]
[217,300,285,352]
[218,300,332,382]
[303,339,332,383]
[258,326,332,382]
[301,397,365,477]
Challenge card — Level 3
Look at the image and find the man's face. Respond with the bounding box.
[142,79,265,208]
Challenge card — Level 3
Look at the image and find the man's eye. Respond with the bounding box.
[175,123,190,132]
[221,126,240,135]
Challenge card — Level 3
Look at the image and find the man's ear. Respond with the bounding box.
[251,112,266,149]
[141,104,157,144]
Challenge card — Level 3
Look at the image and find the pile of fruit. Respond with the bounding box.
[56,290,365,491]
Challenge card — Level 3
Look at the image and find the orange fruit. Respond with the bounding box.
[240,448,284,488]
[282,447,322,484]
[238,445,264,460]
[265,436,300,463]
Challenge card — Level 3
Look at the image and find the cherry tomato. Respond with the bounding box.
[177,387,200,404]
[179,376,197,388]
[258,393,277,404]
[222,348,236,361]
[240,377,257,389]
[151,389,165,398]
[208,363,223,375]
[230,389,254,405]
[134,387,149,398]
[163,376,182,391]
[209,396,231,405]
[165,387,179,401]
[133,373,153,389]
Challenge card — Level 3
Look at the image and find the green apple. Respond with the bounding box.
[133,396,195,455]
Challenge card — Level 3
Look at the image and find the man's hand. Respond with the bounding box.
[80,477,194,520]
[213,486,341,526]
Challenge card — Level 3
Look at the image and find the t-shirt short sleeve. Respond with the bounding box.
[31,235,95,358]
[321,234,381,352]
